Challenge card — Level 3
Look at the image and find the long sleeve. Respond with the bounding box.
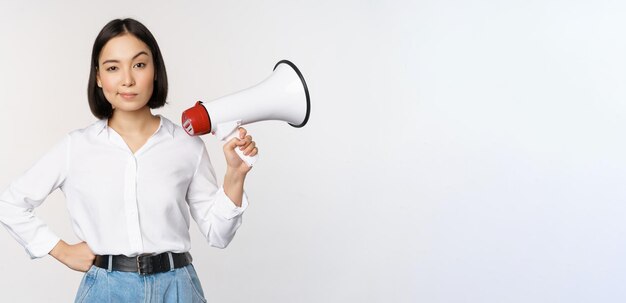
[186,144,248,249]
[0,135,69,259]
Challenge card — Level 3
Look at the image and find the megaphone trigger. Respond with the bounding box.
[215,120,242,141]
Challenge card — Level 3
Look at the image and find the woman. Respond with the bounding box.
[0,18,256,302]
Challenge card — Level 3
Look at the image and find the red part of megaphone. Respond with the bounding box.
[181,101,212,136]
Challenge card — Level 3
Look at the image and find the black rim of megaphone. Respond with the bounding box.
[274,60,310,128]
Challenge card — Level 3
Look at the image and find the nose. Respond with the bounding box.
[122,69,135,87]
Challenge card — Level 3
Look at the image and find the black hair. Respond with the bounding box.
[87,18,168,119]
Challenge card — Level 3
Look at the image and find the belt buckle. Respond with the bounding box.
[136,254,152,275]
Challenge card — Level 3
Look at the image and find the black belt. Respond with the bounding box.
[93,252,192,275]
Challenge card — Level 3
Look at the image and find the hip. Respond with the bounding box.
[74,263,207,303]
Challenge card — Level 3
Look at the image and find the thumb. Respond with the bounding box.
[238,127,247,139]
[224,136,241,151]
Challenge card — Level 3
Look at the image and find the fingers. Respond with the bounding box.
[224,128,248,150]
[224,128,258,157]
[241,141,257,156]
[236,135,252,147]
[224,135,245,152]
[237,135,258,155]
[249,146,258,157]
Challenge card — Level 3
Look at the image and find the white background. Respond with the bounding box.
[1,0,625,302]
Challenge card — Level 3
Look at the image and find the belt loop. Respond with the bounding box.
[168,252,175,271]
[107,255,113,272]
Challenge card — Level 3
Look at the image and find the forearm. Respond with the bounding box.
[0,198,61,259]
[223,168,246,207]
[49,239,68,261]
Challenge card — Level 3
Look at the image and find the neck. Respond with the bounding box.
[108,106,159,135]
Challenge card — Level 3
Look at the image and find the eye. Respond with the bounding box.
[105,66,118,72]
[134,62,146,69]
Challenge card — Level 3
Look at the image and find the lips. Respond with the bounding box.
[118,92,138,100]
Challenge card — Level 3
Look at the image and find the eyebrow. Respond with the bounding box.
[101,51,149,65]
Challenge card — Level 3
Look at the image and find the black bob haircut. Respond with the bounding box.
[87,18,168,119]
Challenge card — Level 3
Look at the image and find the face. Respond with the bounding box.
[96,34,155,114]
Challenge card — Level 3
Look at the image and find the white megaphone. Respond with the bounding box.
[181,60,310,167]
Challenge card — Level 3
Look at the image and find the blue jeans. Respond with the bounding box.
[74,264,207,303]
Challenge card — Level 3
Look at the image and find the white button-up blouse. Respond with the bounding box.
[0,116,248,259]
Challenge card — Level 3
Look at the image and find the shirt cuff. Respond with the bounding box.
[211,187,248,220]
[25,231,61,259]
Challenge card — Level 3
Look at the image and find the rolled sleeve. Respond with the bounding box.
[0,136,68,259]
[24,229,61,259]
[211,187,248,220]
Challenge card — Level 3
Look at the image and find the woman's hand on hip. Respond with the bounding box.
[49,240,96,272]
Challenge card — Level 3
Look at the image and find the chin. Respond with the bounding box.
[113,103,150,113]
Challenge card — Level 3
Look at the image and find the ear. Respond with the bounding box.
[96,70,102,88]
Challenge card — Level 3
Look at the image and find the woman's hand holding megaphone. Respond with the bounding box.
[223,127,258,174]
[221,127,257,207]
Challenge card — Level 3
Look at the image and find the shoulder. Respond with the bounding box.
[67,119,107,139]
[161,116,206,150]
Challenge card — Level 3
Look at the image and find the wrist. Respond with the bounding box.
[225,168,247,184]
[49,240,68,261]
[223,168,246,207]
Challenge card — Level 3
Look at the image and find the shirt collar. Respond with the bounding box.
[158,115,175,138]
[94,115,175,138]
[94,119,107,136]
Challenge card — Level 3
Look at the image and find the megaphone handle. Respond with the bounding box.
[223,131,258,167]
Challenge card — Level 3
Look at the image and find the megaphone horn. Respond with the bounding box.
[181,60,311,167]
